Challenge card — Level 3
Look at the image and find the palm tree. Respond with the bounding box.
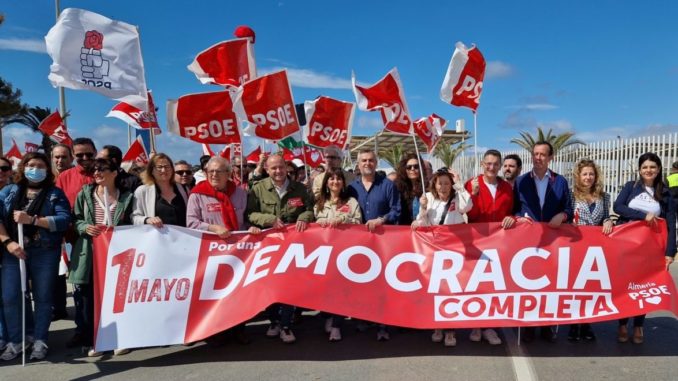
[434,141,468,168]
[4,106,57,154]
[380,143,404,168]
[510,127,585,154]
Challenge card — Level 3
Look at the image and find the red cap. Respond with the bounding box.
[234,25,255,44]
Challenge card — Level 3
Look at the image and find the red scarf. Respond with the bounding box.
[191,180,240,231]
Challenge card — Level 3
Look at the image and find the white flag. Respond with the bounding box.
[45,8,148,110]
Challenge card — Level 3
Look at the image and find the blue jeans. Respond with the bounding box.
[0,263,6,342]
[2,247,60,343]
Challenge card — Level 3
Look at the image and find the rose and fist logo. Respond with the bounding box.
[81,30,110,80]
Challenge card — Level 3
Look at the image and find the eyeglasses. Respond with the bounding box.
[75,152,95,159]
[406,165,420,171]
[0,166,11,172]
[154,165,171,171]
[93,166,111,173]
[175,170,192,176]
[325,155,340,160]
[207,169,229,175]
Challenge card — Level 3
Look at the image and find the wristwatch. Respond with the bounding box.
[2,238,13,247]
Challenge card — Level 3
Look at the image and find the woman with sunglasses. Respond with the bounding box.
[132,153,189,228]
[412,168,472,347]
[0,153,70,361]
[613,152,676,344]
[394,153,425,225]
[0,157,12,190]
[314,167,362,342]
[0,157,9,356]
[69,157,134,357]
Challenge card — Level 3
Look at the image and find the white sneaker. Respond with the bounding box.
[469,328,482,342]
[329,328,342,342]
[431,329,444,343]
[266,324,281,337]
[114,348,131,356]
[1,342,23,361]
[444,331,457,347]
[87,347,104,357]
[482,329,502,345]
[30,340,48,361]
[325,317,333,333]
[280,328,296,343]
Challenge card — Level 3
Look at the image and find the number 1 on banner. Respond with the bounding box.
[111,248,136,313]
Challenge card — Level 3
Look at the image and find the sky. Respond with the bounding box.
[1,0,677,164]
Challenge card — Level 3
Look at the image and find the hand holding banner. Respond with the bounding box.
[167,91,242,144]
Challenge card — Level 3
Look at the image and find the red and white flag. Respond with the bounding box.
[187,39,256,87]
[107,91,160,133]
[38,111,73,147]
[440,42,486,112]
[5,139,23,168]
[24,142,40,153]
[231,70,300,141]
[413,114,447,153]
[281,146,324,168]
[303,96,355,150]
[45,8,148,110]
[353,68,413,135]
[122,136,148,165]
[245,146,262,164]
[167,91,242,144]
[202,144,215,157]
[219,145,233,160]
[232,143,242,160]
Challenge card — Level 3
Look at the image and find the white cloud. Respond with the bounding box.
[630,123,678,137]
[356,116,382,130]
[1,126,43,153]
[576,127,628,142]
[485,61,514,79]
[524,103,558,111]
[260,67,352,89]
[539,119,573,134]
[0,38,46,53]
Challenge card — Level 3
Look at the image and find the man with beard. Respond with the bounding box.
[502,154,522,188]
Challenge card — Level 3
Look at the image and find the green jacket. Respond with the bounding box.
[68,184,134,285]
[246,177,314,227]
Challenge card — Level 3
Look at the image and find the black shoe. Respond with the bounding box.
[540,326,557,343]
[66,333,85,348]
[521,327,535,343]
[567,325,581,342]
[581,324,596,342]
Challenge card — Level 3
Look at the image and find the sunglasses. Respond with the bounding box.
[0,166,11,172]
[93,166,111,172]
[75,152,95,159]
[175,170,192,176]
[406,165,420,171]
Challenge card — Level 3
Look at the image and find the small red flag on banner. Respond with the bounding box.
[167,91,242,144]
[187,38,256,87]
[122,135,149,165]
[303,96,355,150]
[107,91,161,133]
[440,42,486,112]
[5,139,23,167]
[413,114,447,153]
[24,142,40,153]
[231,70,300,141]
[38,111,73,147]
[352,68,412,135]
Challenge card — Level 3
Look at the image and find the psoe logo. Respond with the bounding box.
[80,30,111,89]
[627,282,671,309]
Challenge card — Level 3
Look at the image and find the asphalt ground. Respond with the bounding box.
[2,268,678,381]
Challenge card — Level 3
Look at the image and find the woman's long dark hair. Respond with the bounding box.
[13,152,54,188]
[394,152,424,200]
[637,152,664,202]
[315,167,350,211]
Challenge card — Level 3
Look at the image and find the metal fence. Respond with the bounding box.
[430,133,678,202]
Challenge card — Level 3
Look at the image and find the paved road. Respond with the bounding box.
[3,270,678,381]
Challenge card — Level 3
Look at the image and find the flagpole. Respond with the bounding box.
[473,111,478,176]
[127,124,132,148]
[149,128,157,154]
[296,132,310,179]
[411,135,426,192]
[18,224,26,367]
[55,0,67,127]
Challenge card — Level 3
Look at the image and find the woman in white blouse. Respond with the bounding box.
[412,168,472,347]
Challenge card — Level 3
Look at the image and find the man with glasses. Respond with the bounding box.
[246,154,314,344]
[97,145,142,192]
[312,145,353,198]
[174,160,194,190]
[56,138,97,208]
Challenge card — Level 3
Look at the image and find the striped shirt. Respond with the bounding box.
[93,190,118,226]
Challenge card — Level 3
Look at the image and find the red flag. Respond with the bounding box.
[353,68,412,135]
[413,114,447,153]
[281,146,324,168]
[167,91,242,144]
[187,39,256,87]
[231,70,300,141]
[24,142,40,153]
[303,96,355,150]
[202,144,215,157]
[5,139,23,167]
[107,91,161,133]
[37,111,73,147]
[233,143,242,159]
[219,145,232,160]
[281,147,296,162]
[122,136,149,165]
[440,42,486,112]
[245,146,262,164]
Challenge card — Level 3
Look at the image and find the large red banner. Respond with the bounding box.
[92,221,678,351]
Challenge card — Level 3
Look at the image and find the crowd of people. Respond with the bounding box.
[0,137,676,362]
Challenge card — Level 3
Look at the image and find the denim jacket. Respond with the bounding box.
[0,184,71,249]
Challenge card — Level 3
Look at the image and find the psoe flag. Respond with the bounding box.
[45,8,149,110]
[166,91,242,145]
[38,111,74,147]
[107,91,160,133]
[303,96,355,150]
[187,39,256,87]
[122,135,149,165]
[440,42,486,112]
[353,68,412,135]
